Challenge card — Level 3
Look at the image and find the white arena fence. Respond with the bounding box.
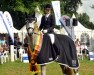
[89,51,94,61]
[0,46,29,64]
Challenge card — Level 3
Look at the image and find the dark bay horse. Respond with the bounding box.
[25,18,79,75]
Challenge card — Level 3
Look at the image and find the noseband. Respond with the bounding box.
[26,22,41,35]
[27,27,34,31]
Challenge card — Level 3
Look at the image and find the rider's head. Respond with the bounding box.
[44,4,52,14]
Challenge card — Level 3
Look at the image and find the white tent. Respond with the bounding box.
[74,21,92,32]
[0,23,7,33]
[13,27,20,33]
[20,25,27,33]
[19,25,27,43]
[0,24,20,34]
[74,21,92,41]
[0,14,19,33]
[74,21,94,50]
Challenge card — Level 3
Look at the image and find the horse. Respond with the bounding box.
[25,18,79,75]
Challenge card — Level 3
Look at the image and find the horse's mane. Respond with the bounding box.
[33,22,39,33]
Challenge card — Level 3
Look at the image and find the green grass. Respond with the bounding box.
[0,58,94,75]
[79,58,94,75]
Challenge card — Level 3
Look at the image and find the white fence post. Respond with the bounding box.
[10,45,14,62]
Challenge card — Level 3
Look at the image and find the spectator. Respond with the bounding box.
[75,38,81,55]
[80,43,89,54]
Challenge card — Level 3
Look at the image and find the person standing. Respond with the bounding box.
[75,38,81,59]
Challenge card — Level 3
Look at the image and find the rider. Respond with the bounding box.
[26,4,59,75]
[39,4,56,75]
[39,4,55,33]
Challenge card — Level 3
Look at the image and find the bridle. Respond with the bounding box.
[26,18,41,35]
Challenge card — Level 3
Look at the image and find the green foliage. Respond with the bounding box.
[0,0,82,29]
[78,13,94,29]
[54,25,61,29]
[60,0,82,16]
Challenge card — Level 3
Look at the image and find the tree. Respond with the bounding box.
[78,13,94,30]
[60,0,82,15]
[0,0,82,29]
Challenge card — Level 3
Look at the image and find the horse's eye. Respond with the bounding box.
[27,27,34,31]
[33,21,36,24]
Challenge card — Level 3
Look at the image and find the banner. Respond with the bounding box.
[52,1,61,25]
[0,11,7,33]
[60,15,75,40]
[35,6,42,27]
[89,51,94,61]
[3,11,14,44]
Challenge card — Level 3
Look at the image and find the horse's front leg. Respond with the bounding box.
[73,69,79,75]
[41,64,46,75]
[60,65,73,75]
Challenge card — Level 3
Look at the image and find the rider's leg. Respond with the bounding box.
[41,64,46,75]
[48,34,60,55]
[60,65,73,75]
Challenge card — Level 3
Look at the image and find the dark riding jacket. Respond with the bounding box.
[39,14,55,32]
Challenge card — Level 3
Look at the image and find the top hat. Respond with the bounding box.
[44,4,52,9]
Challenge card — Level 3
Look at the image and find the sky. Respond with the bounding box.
[77,0,94,23]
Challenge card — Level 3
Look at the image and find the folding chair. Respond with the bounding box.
[3,51,9,62]
[0,52,4,64]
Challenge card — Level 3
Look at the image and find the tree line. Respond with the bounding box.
[0,0,94,30]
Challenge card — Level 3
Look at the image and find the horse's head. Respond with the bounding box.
[26,17,38,36]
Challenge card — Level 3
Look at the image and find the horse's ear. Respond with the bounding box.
[34,17,37,22]
[34,22,39,32]
[25,18,29,24]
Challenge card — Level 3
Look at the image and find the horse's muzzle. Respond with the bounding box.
[27,28,34,35]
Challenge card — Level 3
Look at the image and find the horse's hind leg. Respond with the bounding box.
[41,64,46,75]
[60,65,73,75]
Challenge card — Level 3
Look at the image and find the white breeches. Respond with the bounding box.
[48,34,55,44]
